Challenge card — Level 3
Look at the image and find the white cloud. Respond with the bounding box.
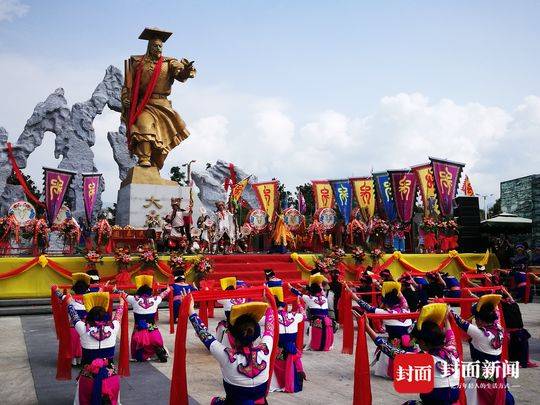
[0,0,28,22]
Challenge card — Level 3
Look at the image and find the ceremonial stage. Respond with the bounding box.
[0,251,498,298]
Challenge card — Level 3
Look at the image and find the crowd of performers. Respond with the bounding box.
[51,257,539,405]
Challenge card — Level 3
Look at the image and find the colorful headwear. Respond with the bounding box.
[220,277,237,291]
[269,286,284,304]
[72,272,91,286]
[309,273,328,285]
[229,302,269,326]
[476,294,502,312]
[135,275,153,290]
[398,271,413,284]
[83,292,110,312]
[382,281,401,297]
[416,303,447,330]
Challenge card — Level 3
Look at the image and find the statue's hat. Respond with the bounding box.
[139,27,173,42]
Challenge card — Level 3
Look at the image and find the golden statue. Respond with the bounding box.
[121,27,196,170]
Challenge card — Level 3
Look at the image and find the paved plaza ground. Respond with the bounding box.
[1,303,539,404]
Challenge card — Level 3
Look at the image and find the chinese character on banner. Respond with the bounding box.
[461,175,475,197]
[393,353,434,393]
[230,175,251,203]
[311,180,335,210]
[330,179,353,224]
[43,167,77,225]
[430,157,464,216]
[252,181,279,222]
[82,173,102,224]
[388,170,418,223]
[412,163,440,217]
[373,172,397,221]
[350,177,376,222]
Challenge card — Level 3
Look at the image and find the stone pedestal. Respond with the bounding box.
[116,166,190,228]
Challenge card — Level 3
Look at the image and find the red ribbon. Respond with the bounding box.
[127,56,164,149]
[6,143,46,208]
[341,287,354,354]
[0,257,39,280]
[353,314,372,405]
[118,300,130,377]
[56,294,72,380]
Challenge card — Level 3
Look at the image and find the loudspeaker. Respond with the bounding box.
[454,197,482,252]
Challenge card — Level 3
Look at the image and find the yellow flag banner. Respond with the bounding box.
[252,181,279,221]
[312,180,334,210]
[350,177,376,221]
[230,176,251,203]
[412,163,440,217]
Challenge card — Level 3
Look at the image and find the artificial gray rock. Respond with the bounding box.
[107,124,136,181]
[0,184,27,216]
[0,65,124,222]
[192,160,259,213]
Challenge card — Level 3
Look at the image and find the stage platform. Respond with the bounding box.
[0,252,499,299]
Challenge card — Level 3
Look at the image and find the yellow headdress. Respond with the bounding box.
[220,277,237,291]
[135,275,153,290]
[269,286,284,303]
[477,294,502,312]
[83,292,110,312]
[72,272,91,286]
[309,273,327,285]
[229,302,269,326]
[382,281,401,297]
[416,303,447,330]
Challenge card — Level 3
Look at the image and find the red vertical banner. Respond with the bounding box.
[82,173,101,225]
[43,167,76,225]
[411,163,440,217]
[388,170,418,222]
[430,157,464,216]
[312,180,334,210]
[252,181,279,222]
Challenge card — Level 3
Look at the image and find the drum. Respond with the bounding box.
[318,207,337,231]
[247,209,267,232]
[8,201,35,226]
[283,207,303,232]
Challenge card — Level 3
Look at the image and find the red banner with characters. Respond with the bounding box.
[350,177,376,222]
[82,173,102,224]
[252,181,279,222]
[411,163,440,217]
[388,170,417,222]
[312,180,334,210]
[430,158,464,216]
[43,167,76,225]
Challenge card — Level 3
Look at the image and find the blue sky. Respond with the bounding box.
[0,1,539,204]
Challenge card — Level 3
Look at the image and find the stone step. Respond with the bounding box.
[0,305,52,316]
[0,298,51,307]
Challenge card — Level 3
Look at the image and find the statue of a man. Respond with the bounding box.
[121,27,196,169]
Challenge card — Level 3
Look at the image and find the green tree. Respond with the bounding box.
[488,198,501,218]
[295,183,315,221]
[170,166,188,186]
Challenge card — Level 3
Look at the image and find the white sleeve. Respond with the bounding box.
[465,323,485,340]
[374,308,386,314]
[154,296,163,306]
[294,313,304,323]
[262,334,274,353]
[126,295,136,306]
[74,320,86,336]
[209,339,230,367]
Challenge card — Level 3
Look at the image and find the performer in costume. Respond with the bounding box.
[216,277,247,347]
[269,287,306,393]
[171,269,197,323]
[499,286,537,368]
[398,272,421,312]
[441,272,461,299]
[187,298,275,405]
[55,291,125,405]
[365,303,460,404]
[214,201,236,254]
[59,273,93,366]
[263,269,282,288]
[163,197,189,251]
[346,281,414,378]
[125,275,170,362]
[289,274,334,351]
[451,294,515,404]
